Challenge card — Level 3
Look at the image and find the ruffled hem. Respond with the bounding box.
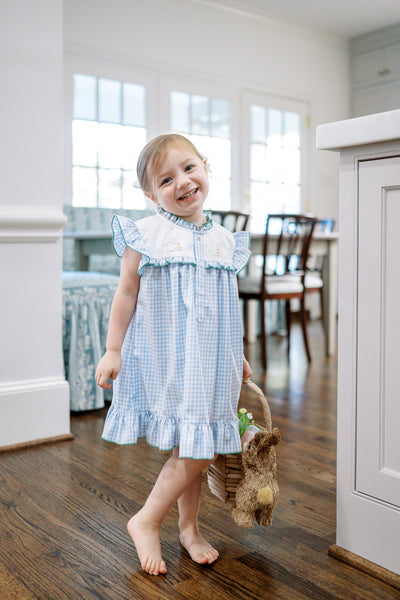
[203,261,235,271]
[101,407,242,459]
[232,231,251,273]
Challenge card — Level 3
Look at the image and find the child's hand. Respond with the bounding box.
[95,351,122,390]
[242,356,252,383]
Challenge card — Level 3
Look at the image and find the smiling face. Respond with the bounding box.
[148,145,209,228]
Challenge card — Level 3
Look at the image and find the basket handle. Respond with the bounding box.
[243,379,273,432]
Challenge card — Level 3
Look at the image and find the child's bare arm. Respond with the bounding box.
[95,247,141,389]
[242,355,252,382]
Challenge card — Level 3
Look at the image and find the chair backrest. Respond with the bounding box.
[262,214,317,285]
[211,210,250,232]
[314,218,335,234]
[307,218,336,272]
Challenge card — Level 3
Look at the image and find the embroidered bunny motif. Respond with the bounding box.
[165,238,185,255]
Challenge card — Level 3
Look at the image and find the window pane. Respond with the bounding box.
[267,109,282,142]
[123,83,146,127]
[170,92,231,209]
[191,95,210,135]
[99,78,121,123]
[265,182,285,212]
[98,123,122,169]
[250,181,268,233]
[72,120,98,167]
[211,98,230,138]
[282,147,300,184]
[121,126,146,171]
[250,104,302,231]
[73,74,96,120]
[171,91,190,132]
[282,183,300,212]
[72,73,147,208]
[73,166,97,207]
[194,135,230,178]
[122,171,146,209]
[265,145,284,183]
[250,144,266,182]
[206,176,231,211]
[251,105,266,143]
[283,112,300,147]
[98,169,121,208]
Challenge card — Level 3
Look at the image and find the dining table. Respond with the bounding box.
[64,229,338,356]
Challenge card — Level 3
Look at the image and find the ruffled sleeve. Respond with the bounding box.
[232,231,251,273]
[112,215,148,256]
[111,215,151,275]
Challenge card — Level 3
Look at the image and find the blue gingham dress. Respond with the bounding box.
[102,208,251,459]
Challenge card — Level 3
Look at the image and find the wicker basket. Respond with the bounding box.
[207,380,274,506]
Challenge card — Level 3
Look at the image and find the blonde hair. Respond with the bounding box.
[136,133,204,196]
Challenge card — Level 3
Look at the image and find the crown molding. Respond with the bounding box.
[187,0,349,49]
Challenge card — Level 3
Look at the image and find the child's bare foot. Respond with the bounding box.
[127,512,167,575]
[179,525,219,565]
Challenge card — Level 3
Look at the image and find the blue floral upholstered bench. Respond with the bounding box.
[62,206,150,411]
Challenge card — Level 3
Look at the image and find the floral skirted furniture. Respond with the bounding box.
[62,206,150,411]
[62,271,119,411]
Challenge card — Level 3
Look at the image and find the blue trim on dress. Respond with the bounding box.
[157,207,213,232]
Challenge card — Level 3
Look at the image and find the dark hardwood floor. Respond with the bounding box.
[1,322,399,599]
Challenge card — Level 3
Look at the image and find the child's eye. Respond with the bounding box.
[160,177,172,186]
[185,164,195,172]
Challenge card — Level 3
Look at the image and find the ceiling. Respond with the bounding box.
[206,0,400,38]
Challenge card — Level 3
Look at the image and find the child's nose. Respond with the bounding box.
[176,172,190,189]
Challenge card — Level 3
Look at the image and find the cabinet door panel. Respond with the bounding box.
[352,87,383,117]
[383,82,400,112]
[352,49,385,85]
[386,43,400,79]
[357,156,400,508]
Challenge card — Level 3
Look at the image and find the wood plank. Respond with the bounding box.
[0,323,398,599]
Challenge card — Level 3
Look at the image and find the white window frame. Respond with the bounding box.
[241,90,311,222]
[64,54,158,207]
[64,53,312,219]
[158,76,241,211]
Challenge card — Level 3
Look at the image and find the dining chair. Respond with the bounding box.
[238,213,317,370]
[304,218,336,343]
[211,210,250,232]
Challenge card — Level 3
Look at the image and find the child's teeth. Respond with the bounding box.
[181,189,196,199]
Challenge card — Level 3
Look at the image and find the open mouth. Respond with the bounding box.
[179,188,198,201]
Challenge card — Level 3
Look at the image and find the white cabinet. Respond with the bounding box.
[357,156,400,508]
[353,80,400,116]
[351,25,400,117]
[317,109,400,578]
[352,43,400,86]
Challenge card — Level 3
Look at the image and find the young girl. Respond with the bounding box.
[96,133,252,576]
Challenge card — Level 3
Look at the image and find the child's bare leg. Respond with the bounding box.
[127,450,213,575]
[178,469,219,564]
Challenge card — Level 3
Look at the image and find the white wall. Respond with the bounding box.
[64,0,351,222]
[0,0,70,448]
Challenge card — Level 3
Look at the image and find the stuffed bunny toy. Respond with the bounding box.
[231,428,280,528]
[231,382,280,529]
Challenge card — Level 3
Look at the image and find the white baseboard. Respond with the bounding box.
[0,376,71,448]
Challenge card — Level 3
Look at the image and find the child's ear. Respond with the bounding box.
[202,158,208,173]
[145,191,158,204]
